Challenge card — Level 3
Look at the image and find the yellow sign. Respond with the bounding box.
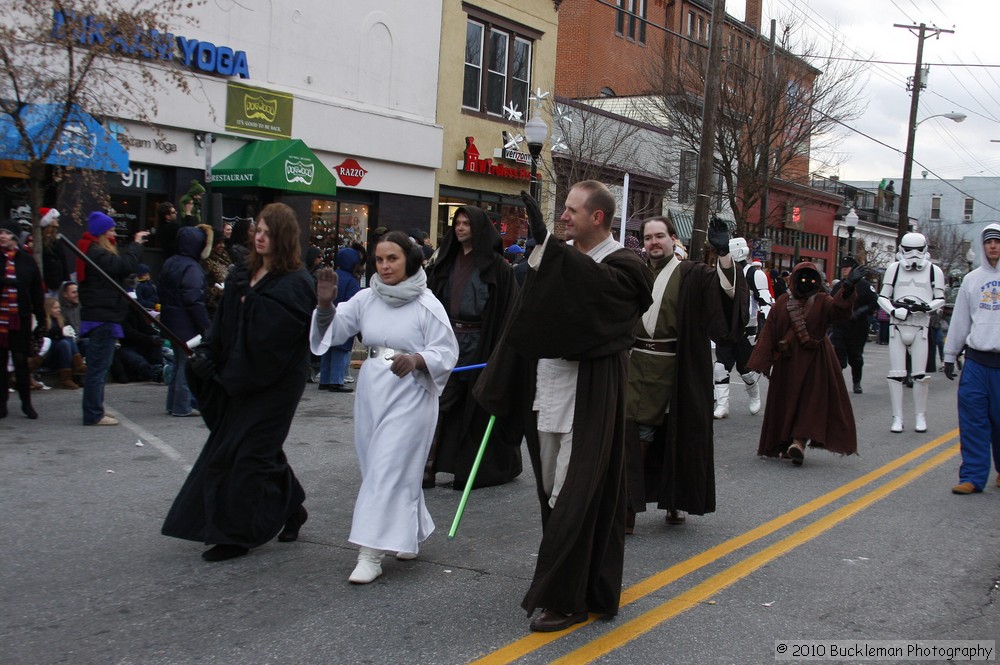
[225,82,293,139]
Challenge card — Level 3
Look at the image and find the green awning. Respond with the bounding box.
[667,211,737,244]
[211,139,337,195]
[669,211,694,243]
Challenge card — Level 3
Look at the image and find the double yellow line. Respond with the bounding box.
[473,429,960,665]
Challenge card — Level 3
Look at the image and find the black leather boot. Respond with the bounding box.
[14,355,37,419]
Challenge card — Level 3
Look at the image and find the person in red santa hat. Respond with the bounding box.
[39,208,72,296]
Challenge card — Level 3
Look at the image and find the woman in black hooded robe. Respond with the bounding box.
[162,203,316,561]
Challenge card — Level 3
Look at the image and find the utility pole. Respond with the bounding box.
[690,0,726,261]
[757,19,777,240]
[895,22,953,244]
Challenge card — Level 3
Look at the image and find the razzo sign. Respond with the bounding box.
[51,10,250,79]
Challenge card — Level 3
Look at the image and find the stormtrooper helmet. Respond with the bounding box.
[729,237,750,263]
[898,232,929,270]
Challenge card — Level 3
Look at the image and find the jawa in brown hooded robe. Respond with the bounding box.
[748,261,866,465]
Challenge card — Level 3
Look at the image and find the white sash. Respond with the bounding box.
[642,257,679,337]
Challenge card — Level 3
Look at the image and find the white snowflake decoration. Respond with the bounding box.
[553,104,573,125]
[504,132,524,150]
[502,102,523,122]
[530,88,550,104]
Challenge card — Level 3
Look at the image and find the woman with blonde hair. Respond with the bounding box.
[163,203,317,562]
[76,211,148,425]
[39,297,84,389]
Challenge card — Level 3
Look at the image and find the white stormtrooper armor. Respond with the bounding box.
[877,232,946,433]
[713,238,774,419]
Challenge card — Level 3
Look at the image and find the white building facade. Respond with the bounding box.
[4,2,445,270]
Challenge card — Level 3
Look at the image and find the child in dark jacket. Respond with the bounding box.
[159,224,212,416]
[134,264,160,310]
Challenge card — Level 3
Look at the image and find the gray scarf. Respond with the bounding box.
[370,269,427,307]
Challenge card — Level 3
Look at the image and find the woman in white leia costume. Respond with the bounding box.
[311,231,458,584]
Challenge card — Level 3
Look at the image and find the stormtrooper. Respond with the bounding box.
[713,237,774,418]
[877,232,945,433]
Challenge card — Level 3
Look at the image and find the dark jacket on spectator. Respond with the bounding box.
[77,234,144,324]
[159,225,212,343]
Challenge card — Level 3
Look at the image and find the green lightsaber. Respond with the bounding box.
[447,414,496,539]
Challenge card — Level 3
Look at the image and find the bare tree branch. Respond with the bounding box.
[0,1,206,269]
[641,16,868,240]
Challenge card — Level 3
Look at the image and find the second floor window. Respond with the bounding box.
[463,18,532,118]
[616,0,647,44]
[930,196,941,220]
[964,197,974,219]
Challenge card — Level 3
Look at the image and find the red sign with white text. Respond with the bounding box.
[458,137,530,182]
[336,158,367,187]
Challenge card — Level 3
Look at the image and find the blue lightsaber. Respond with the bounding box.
[451,362,486,373]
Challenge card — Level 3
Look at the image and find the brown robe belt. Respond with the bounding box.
[633,338,677,354]
[452,319,483,332]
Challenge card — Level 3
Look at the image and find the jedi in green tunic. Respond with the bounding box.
[625,219,747,520]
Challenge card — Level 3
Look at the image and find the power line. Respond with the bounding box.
[797,56,1000,67]
[924,90,1000,124]
[941,52,1000,122]
[812,107,1000,216]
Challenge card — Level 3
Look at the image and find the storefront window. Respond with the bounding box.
[106,165,170,247]
[309,199,369,262]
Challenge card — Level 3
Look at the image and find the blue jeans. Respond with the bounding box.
[320,347,351,385]
[956,358,1000,490]
[82,323,117,425]
[42,338,78,370]
[166,351,195,415]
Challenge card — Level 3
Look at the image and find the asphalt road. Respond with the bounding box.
[1,343,996,665]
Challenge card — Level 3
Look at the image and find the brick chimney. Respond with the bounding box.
[745,0,762,33]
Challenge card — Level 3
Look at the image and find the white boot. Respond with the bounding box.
[713,383,730,419]
[741,371,762,415]
[349,546,384,584]
[913,377,929,433]
[888,377,904,433]
[746,382,761,415]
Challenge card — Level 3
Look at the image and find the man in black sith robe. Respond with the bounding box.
[424,205,521,490]
[474,181,652,633]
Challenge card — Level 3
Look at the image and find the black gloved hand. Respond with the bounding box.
[707,218,730,256]
[846,264,869,286]
[188,350,218,381]
[943,362,955,380]
[228,267,250,297]
[521,191,548,245]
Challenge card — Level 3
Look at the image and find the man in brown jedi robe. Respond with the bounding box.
[473,182,653,633]
[624,217,748,532]
[747,261,866,465]
[424,205,521,490]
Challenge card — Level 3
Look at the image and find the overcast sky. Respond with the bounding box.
[727,0,1000,183]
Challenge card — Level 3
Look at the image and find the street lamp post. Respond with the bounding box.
[524,111,548,202]
[845,207,859,259]
[897,112,966,243]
